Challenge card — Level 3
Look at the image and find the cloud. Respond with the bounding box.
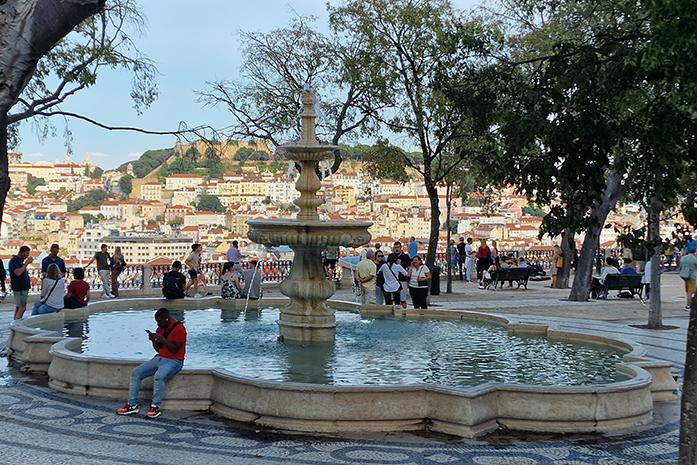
[127,151,144,159]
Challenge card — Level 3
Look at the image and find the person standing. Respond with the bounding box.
[87,244,113,299]
[475,239,492,288]
[41,244,66,278]
[32,263,65,315]
[356,250,377,305]
[679,243,697,311]
[491,240,499,260]
[550,245,563,287]
[116,308,186,419]
[407,237,419,259]
[464,237,475,283]
[184,244,203,296]
[377,254,407,307]
[387,241,411,308]
[373,250,386,305]
[0,258,7,300]
[110,246,126,298]
[9,246,33,319]
[64,267,90,308]
[456,237,467,281]
[226,240,243,274]
[407,256,431,309]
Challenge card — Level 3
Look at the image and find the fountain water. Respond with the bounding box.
[247,90,371,342]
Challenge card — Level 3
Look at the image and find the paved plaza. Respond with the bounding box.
[0,274,689,465]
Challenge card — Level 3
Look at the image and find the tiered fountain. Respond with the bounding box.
[247,90,372,342]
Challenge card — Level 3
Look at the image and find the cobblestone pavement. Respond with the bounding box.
[0,278,689,465]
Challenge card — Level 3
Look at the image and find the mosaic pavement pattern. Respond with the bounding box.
[0,309,687,465]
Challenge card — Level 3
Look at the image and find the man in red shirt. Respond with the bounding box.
[116,308,187,418]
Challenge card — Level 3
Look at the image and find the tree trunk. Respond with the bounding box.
[554,228,574,289]
[647,196,663,329]
[569,169,625,301]
[679,293,697,465]
[0,114,9,226]
[446,182,453,293]
[0,0,105,220]
[425,181,441,270]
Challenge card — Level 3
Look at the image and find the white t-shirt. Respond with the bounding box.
[379,263,407,292]
[41,278,65,309]
[409,265,430,288]
[464,244,474,259]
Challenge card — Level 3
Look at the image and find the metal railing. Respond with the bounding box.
[150,260,293,288]
[433,248,624,276]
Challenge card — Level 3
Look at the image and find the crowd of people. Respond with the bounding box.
[355,239,431,309]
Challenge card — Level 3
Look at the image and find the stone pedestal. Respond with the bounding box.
[278,245,337,342]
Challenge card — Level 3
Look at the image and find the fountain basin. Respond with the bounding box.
[277,144,337,162]
[7,297,678,437]
[247,218,371,248]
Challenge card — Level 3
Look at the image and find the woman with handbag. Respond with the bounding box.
[32,263,65,315]
[407,256,431,309]
[110,246,126,298]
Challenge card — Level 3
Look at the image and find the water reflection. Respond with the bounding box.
[220,308,241,322]
[282,341,334,384]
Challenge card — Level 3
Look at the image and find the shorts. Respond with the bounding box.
[13,290,28,307]
[188,270,198,280]
[685,278,697,296]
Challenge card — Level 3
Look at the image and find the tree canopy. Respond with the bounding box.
[196,194,226,213]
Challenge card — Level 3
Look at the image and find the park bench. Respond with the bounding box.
[488,267,532,290]
[594,274,644,300]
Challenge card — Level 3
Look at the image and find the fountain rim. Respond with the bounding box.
[10,296,670,438]
[13,296,650,391]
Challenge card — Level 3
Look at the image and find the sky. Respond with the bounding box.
[15,0,480,169]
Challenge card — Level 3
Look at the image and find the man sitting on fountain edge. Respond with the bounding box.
[116,307,187,418]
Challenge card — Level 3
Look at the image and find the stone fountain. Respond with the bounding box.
[247,90,372,342]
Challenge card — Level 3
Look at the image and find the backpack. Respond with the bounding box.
[162,272,184,299]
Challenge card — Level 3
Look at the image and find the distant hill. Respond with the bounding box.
[117,139,273,179]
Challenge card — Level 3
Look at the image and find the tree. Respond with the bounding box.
[233,147,254,162]
[168,216,183,227]
[26,177,47,195]
[89,166,104,178]
[330,0,501,267]
[1,0,106,226]
[203,147,224,179]
[522,206,545,218]
[195,194,225,213]
[198,14,388,175]
[67,188,109,211]
[118,174,133,195]
[443,0,697,300]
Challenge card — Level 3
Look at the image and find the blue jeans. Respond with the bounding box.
[31,302,62,315]
[128,356,183,407]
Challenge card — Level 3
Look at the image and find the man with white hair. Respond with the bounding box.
[356,250,377,305]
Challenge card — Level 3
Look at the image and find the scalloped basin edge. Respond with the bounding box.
[7,297,678,438]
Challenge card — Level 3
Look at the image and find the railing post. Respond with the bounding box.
[143,265,152,293]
